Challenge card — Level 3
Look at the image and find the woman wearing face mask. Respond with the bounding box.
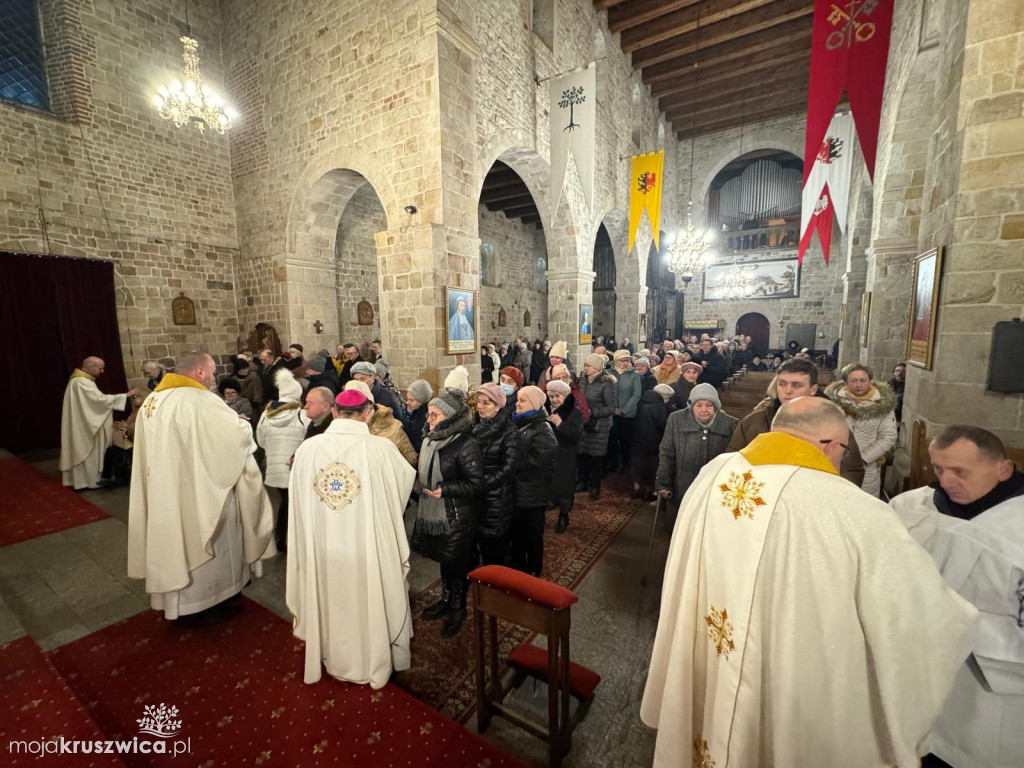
[472,383,524,565]
[546,380,583,533]
[510,386,557,576]
[655,383,739,527]
[412,387,484,637]
[498,366,524,418]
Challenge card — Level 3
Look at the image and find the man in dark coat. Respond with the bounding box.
[304,351,341,396]
[403,379,432,455]
[336,343,362,388]
[576,353,618,500]
[695,339,729,389]
[301,387,334,440]
[351,362,406,427]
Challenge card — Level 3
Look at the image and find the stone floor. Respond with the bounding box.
[0,452,668,767]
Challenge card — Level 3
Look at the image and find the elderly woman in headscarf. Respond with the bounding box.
[412,387,484,637]
[631,383,677,499]
[548,363,591,425]
[655,383,739,526]
[472,383,523,566]
[546,379,583,533]
[652,350,681,385]
[510,385,557,576]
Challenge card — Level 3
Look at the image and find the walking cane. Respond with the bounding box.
[641,494,666,587]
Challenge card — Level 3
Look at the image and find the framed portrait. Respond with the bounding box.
[579,304,593,345]
[906,247,943,369]
[444,286,477,355]
[859,292,871,348]
[701,257,800,301]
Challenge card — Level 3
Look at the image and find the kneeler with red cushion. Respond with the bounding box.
[468,565,601,768]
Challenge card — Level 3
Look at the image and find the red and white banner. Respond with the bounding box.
[803,0,894,184]
[799,112,854,264]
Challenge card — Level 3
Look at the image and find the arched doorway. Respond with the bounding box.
[736,312,770,357]
[592,223,615,340]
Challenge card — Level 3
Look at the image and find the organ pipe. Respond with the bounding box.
[715,159,801,224]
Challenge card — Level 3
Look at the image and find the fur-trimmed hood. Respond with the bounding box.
[825,381,898,420]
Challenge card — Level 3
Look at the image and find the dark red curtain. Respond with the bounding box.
[0,252,128,453]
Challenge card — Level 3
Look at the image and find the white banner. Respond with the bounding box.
[800,111,854,242]
[550,63,595,221]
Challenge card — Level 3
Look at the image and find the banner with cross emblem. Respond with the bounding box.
[628,150,664,256]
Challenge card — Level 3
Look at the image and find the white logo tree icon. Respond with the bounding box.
[137,703,183,737]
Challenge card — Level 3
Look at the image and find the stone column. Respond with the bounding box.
[839,271,865,368]
[615,285,648,348]
[861,236,918,372]
[547,268,596,365]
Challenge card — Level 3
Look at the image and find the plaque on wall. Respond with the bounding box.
[172,293,196,325]
[498,307,506,327]
[357,299,374,326]
[524,310,531,327]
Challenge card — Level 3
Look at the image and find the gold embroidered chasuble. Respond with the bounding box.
[642,432,977,767]
[59,368,128,489]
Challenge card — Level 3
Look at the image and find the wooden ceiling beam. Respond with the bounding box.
[662,74,809,119]
[620,0,777,53]
[608,0,698,34]
[658,63,809,110]
[503,204,540,218]
[671,92,806,125]
[652,46,809,99]
[673,101,807,139]
[631,0,813,69]
[594,0,631,10]
[643,18,812,85]
[485,195,537,212]
[480,187,533,204]
[521,213,542,224]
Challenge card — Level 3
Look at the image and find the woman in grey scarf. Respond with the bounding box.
[412,387,485,637]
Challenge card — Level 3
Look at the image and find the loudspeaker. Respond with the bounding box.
[987,319,1024,393]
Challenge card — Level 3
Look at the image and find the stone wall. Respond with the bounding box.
[0,0,241,386]
[477,205,548,343]
[335,182,385,346]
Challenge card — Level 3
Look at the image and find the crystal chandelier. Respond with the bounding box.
[666,199,716,286]
[717,265,752,301]
[152,4,234,135]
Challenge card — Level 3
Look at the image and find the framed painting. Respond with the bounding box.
[906,247,943,369]
[579,304,593,345]
[859,292,871,348]
[701,257,800,301]
[444,287,477,355]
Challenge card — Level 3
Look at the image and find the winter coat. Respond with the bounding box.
[368,404,418,467]
[414,410,485,565]
[727,395,868,487]
[610,368,642,418]
[638,370,656,392]
[696,347,729,388]
[371,381,406,427]
[481,352,495,384]
[306,367,341,396]
[670,379,695,410]
[656,407,739,514]
[472,413,524,540]
[239,373,263,408]
[548,395,583,502]
[633,390,675,454]
[404,404,428,454]
[530,348,548,384]
[515,348,533,382]
[256,402,309,488]
[513,410,558,508]
[577,370,617,456]
[825,382,899,464]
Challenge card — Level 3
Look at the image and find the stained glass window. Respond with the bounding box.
[0,0,49,110]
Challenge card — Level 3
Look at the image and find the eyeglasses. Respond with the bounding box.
[426,412,443,422]
[819,439,850,458]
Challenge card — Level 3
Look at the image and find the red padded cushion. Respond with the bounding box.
[507,643,601,701]
[468,565,578,611]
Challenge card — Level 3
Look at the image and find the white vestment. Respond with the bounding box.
[891,486,1024,768]
[59,371,127,489]
[641,432,977,768]
[287,418,416,689]
[127,375,276,619]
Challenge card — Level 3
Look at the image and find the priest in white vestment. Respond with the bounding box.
[59,356,141,489]
[641,397,977,768]
[128,351,276,626]
[287,388,416,689]
[891,425,1024,768]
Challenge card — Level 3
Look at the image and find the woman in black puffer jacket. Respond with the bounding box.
[510,386,557,577]
[472,383,524,566]
[545,380,583,533]
[412,387,484,637]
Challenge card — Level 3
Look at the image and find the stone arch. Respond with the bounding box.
[630,83,642,147]
[695,133,804,211]
[657,120,666,149]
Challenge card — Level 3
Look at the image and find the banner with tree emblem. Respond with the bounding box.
[804,0,894,184]
[628,151,664,256]
[799,111,854,264]
[550,64,596,221]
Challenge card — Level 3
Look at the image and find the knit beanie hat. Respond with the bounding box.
[585,353,607,372]
[688,383,721,410]
[550,363,570,380]
[374,358,390,380]
[519,385,546,412]
[306,356,327,374]
[430,387,467,418]
[443,365,469,393]
[634,356,651,368]
[477,382,506,408]
[549,340,568,359]
[350,361,376,377]
[680,361,703,376]
[546,380,571,396]
[542,340,552,350]
[499,366,524,389]
[407,379,433,406]
[613,349,631,361]
[274,369,302,403]
[344,379,375,403]
[653,383,675,399]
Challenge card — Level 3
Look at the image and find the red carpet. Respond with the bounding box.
[48,599,526,768]
[395,481,642,722]
[1,635,124,766]
[0,457,110,547]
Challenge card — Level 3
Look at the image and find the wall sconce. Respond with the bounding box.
[313,320,324,334]
[404,205,417,215]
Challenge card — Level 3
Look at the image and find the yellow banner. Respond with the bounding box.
[628,150,664,256]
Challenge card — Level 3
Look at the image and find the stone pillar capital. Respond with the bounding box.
[546,269,597,283]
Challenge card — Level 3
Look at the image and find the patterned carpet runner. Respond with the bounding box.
[0,457,110,547]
